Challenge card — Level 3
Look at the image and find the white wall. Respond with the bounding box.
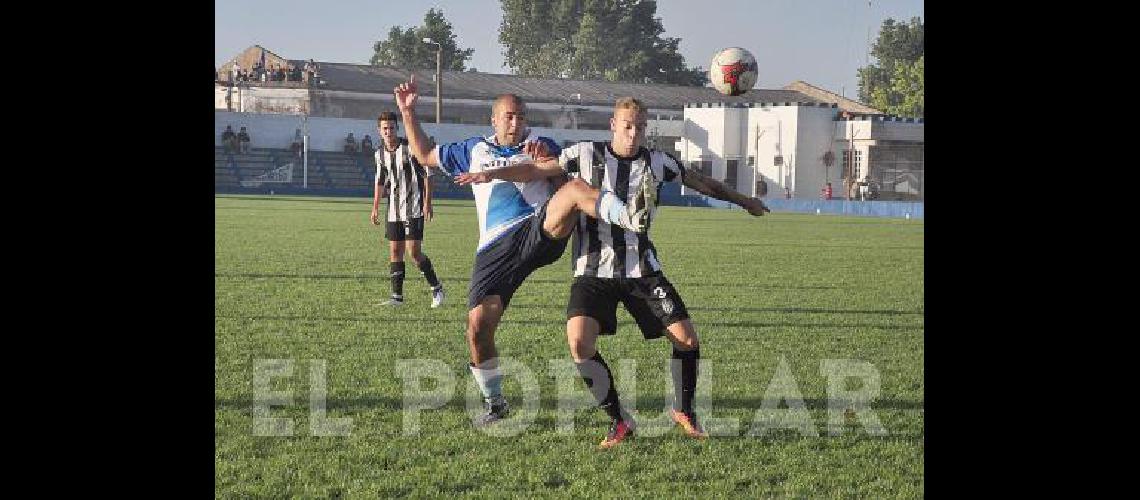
[214,110,610,152]
[214,87,309,114]
[681,104,853,199]
[677,107,719,196]
[747,105,801,196]
[791,106,843,200]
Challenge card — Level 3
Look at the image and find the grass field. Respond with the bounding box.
[215,194,924,498]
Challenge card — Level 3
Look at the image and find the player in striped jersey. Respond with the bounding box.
[394,75,654,427]
[371,111,445,308]
[458,97,769,447]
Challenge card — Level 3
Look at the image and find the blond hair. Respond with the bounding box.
[614,97,648,115]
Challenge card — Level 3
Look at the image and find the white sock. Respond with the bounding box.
[596,191,633,229]
[469,359,503,400]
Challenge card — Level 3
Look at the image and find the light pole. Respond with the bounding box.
[422,38,442,124]
[302,113,308,189]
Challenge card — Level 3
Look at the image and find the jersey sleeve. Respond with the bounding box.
[661,151,685,183]
[434,137,482,177]
[558,142,582,174]
[536,136,563,160]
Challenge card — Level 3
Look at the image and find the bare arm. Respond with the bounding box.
[454,157,563,184]
[394,74,442,169]
[453,141,560,185]
[681,168,770,216]
[422,169,434,222]
[371,179,384,225]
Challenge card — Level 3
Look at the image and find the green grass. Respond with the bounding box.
[215,194,924,498]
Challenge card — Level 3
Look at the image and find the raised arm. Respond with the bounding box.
[681,168,770,216]
[394,74,442,169]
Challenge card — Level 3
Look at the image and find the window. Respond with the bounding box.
[725,160,738,189]
[747,156,755,167]
[842,150,863,179]
[691,160,712,177]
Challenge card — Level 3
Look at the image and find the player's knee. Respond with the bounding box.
[568,338,594,361]
[465,317,484,344]
[566,177,588,190]
[566,320,596,360]
[565,177,591,197]
[466,310,495,342]
[672,335,699,351]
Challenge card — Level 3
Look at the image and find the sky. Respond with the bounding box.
[215,0,923,98]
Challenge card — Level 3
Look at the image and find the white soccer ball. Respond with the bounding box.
[709,47,758,96]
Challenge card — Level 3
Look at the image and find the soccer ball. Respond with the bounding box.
[709,47,758,96]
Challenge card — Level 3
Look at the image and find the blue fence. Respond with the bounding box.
[757,198,923,219]
[657,183,922,219]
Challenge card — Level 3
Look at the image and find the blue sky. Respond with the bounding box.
[215,0,923,98]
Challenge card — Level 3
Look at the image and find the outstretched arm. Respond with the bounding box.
[394,74,442,169]
[682,168,770,216]
[454,142,560,185]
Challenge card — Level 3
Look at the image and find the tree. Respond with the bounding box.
[370,9,474,71]
[857,17,924,118]
[499,0,707,86]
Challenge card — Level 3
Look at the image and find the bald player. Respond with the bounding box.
[394,75,650,427]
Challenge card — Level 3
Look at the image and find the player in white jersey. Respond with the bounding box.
[370,111,444,308]
[458,97,769,448]
[393,75,651,427]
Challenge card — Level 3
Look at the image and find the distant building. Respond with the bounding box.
[217,45,921,200]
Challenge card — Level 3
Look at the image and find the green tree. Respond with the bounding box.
[370,8,474,71]
[857,17,924,118]
[499,0,706,86]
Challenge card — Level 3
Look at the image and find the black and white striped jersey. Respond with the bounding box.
[559,141,684,278]
[375,138,429,222]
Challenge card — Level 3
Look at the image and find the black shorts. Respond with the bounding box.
[467,201,570,309]
[566,274,690,339]
[386,217,425,241]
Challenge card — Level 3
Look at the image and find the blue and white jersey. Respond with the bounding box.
[434,132,562,253]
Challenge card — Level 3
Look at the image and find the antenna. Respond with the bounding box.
[866,0,873,65]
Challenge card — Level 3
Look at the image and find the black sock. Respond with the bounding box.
[418,257,441,289]
[390,261,405,298]
[575,352,624,421]
[671,347,700,415]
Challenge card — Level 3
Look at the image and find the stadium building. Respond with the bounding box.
[215,45,923,210]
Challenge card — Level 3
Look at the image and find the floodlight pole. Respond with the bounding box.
[423,38,443,124]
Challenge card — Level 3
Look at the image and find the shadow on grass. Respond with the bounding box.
[214,396,923,441]
[215,314,922,331]
[216,395,922,412]
[214,272,847,290]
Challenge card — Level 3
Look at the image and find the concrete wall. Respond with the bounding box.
[214,86,309,114]
[761,198,924,219]
[748,105,802,197]
[791,105,843,201]
[680,104,828,198]
[215,110,610,153]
